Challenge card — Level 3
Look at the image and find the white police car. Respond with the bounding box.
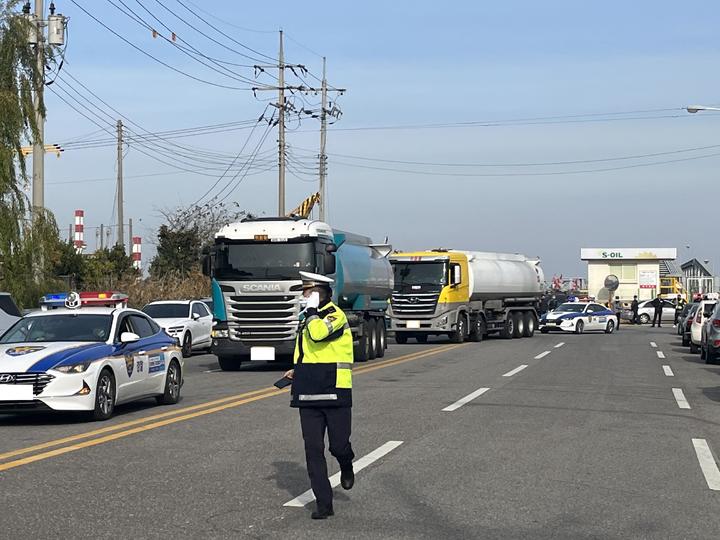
[0,292,183,420]
[539,302,618,334]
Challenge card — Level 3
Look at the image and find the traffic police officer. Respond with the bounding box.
[284,271,355,520]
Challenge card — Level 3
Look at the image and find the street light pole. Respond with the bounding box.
[32,0,44,214]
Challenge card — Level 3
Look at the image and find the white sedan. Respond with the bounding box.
[142,300,213,358]
[0,299,183,420]
[539,302,618,334]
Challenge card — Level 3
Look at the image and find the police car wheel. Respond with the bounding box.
[575,320,584,334]
[540,328,550,334]
[157,360,182,405]
[181,333,192,358]
[605,320,615,334]
[91,369,116,421]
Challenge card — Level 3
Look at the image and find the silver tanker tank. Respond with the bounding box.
[454,251,544,301]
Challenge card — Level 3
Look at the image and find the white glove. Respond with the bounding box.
[306,291,320,310]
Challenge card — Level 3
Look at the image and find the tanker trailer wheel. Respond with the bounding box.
[500,314,515,339]
[450,315,466,344]
[395,333,408,345]
[367,319,378,360]
[469,317,485,342]
[512,312,524,338]
[354,322,371,362]
[376,319,387,358]
[522,312,536,338]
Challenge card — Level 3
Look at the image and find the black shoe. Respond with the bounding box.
[340,467,355,490]
[311,506,334,520]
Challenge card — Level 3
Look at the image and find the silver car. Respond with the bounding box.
[634,299,676,325]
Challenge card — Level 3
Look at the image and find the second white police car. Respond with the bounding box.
[539,302,618,334]
[0,292,183,420]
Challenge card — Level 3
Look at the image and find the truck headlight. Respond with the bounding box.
[439,316,448,326]
[55,362,91,374]
[212,329,229,338]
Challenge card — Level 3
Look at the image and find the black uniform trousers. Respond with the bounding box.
[652,309,663,327]
[299,407,355,509]
[615,311,622,329]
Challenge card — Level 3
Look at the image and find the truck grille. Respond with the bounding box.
[391,293,439,316]
[225,293,301,342]
[0,373,55,396]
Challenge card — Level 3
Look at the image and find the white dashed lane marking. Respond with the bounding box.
[650,342,657,348]
[657,351,666,359]
[284,441,404,507]
[672,388,691,409]
[534,351,551,360]
[442,387,490,412]
[662,365,674,377]
[554,342,565,349]
[692,439,720,491]
[503,365,528,377]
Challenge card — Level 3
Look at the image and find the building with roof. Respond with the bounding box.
[681,259,715,296]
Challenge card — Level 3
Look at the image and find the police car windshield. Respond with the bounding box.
[143,304,189,319]
[0,314,113,343]
[554,303,585,312]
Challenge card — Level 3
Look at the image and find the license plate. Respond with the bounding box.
[0,385,33,401]
[250,347,275,361]
[406,320,421,329]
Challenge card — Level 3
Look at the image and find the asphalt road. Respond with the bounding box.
[1,325,719,539]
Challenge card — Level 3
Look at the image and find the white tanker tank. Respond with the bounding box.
[455,251,544,302]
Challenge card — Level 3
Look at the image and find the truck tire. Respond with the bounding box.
[416,334,428,344]
[469,317,485,342]
[367,319,378,360]
[376,319,386,358]
[512,312,524,338]
[690,341,699,354]
[500,315,515,339]
[523,312,535,337]
[395,333,408,345]
[451,315,466,344]
[355,323,371,362]
[217,355,242,371]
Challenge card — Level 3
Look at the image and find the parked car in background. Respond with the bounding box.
[690,299,717,354]
[0,292,22,336]
[700,302,720,364]
[681,303,700,346]
[634,299,676,324]
[142,300,213,358]
[676,302,696,336]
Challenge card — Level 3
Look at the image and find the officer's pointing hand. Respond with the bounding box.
[284,369,294,379]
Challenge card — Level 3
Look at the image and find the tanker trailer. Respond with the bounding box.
[202,217,393,371]
[389,249,544,344]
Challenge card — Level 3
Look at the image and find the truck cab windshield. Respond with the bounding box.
[393,262,446,289]
[214,241,316,280]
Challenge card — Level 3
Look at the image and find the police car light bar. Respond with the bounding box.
[40,291,129,310]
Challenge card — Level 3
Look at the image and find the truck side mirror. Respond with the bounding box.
[324,253,336,275]
[451,265,462,286]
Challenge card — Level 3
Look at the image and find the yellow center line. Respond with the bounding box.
[0,343,462,472]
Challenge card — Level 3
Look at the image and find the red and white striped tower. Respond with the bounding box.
[132,236,142,270]
[73,210,86,253]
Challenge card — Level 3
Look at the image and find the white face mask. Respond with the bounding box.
[300,291,320,310]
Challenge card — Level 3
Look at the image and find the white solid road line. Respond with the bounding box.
[657,351,666,359]
[650,342,657,348]
[283,441,404,507]
[534,351,551,360]
[554,342,565,349]
[692,439,720,491]
[442,387,491,412]
[204,369,222,373]
[662,365,674,377]
[672,388,691,409]
[503,365,528,377]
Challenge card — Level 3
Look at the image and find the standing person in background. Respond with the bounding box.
[631,295,639,324]
[651,296,663,327]
[674,294,686,327]
[614,296,622,330]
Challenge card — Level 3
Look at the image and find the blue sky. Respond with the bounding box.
[37,0,720,277]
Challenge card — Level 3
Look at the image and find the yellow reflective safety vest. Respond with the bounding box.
[291,301,354,408]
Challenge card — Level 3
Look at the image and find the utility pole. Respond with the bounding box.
[32,0,44,213]
[98,224,104,250]
[319,57,328,221]
[277,30,286,216]
[116,120,124,249]
[128,218,133,257]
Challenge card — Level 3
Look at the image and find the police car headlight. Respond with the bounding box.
[55,362,91,374]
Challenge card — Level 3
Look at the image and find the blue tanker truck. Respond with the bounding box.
[202,217,393,371]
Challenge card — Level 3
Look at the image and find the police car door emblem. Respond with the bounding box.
[125,355,134,377]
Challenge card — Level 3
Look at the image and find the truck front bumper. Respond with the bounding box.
[211,338,296,360]
[390,310,457,334]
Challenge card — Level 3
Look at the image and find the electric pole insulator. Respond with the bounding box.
[24,13,38,44]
